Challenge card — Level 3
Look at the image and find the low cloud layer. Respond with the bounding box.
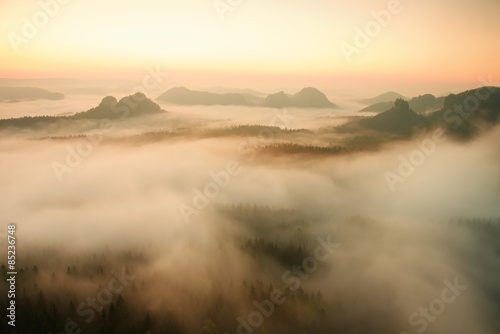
[1,97,499,334]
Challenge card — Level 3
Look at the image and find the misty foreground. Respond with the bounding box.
[1,88,500,334]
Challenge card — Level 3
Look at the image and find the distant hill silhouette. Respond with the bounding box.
[359,87,500,138]
[0,93,163,129]
[72,93,163,119]
[262,91,290,108]
[0,87,64,102]
[359,99,430,136]
[359,91,407,105]
[205,86,267,98]
[360,94,444,113]
[157,87,337,109]
[157,87,260,106]
[262,87,337,109]
[359,101,393,113]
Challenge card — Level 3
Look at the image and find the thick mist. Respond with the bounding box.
[1,95,499,334]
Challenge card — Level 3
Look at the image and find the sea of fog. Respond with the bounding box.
[1,91,499,333]
[0,92,372,129]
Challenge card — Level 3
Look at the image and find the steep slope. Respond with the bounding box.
[409,94,445,113]
[359,101,393,113]
[429,86,500,139]
[359,99,430,136]
[72,93,163,119]
[359,91,407,105]
[293,87,337,108]
[360,94,444,113]
[262,91,291,108]
[262,87,336,108]
[0,93,164,129]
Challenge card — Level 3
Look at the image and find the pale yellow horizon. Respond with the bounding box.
[1,0,500,96]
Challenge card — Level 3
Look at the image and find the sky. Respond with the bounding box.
[1,0,500,96]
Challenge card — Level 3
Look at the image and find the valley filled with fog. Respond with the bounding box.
[1,86,500,334]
